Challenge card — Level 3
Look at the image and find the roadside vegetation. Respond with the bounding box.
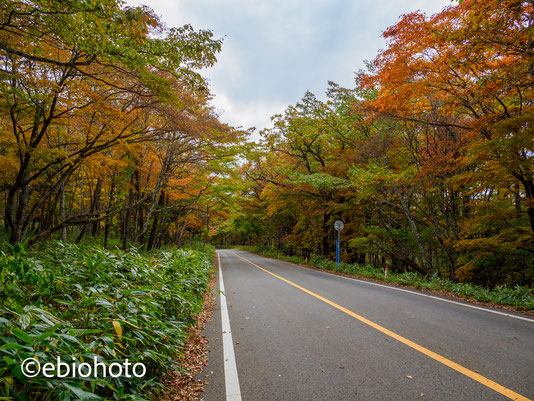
[234,245,534,311]
[0,242,214,400]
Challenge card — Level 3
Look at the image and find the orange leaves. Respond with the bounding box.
[0,155,18,185]
[366,0,533,130]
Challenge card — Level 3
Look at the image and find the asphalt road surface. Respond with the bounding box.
[199,250,534,401]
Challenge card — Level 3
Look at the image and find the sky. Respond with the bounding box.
[125,0,452,140]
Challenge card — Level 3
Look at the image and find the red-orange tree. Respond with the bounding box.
[363,0,534,282]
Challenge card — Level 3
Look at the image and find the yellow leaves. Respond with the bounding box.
[111,319,147,348]
[185,214,203,229]
[82,153,128,172]
[167,191,192,201]
[112,320,122,342]
[167,176,193,199]
[0,155,18,185]
[171,177,193,187]
[455,263,475,283]
[118,319,142,330]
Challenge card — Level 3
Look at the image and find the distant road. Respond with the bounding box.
[201,250,534,401]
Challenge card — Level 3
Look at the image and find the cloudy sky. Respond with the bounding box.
[126,0,452,139]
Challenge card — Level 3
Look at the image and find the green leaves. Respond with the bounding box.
[0,242,213,400]
[291,172,352,191]
[10,329,33,345]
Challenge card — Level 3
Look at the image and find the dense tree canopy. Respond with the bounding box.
[0,0,243,248]
[1,0,532,287]
[214,0,534,287]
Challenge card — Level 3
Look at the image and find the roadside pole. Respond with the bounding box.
[334,220,344,267]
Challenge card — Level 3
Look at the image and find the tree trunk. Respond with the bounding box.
[321,209,330,256]
[60,179,67,242]
[147,190,165,250]
[91,177,103,237]
[104,174,116,248]
[521,178,534,232]
[394,187,434,273]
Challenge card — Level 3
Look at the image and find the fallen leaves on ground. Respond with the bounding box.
[157,273,216,401]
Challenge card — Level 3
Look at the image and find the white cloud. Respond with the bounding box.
[126,0,452,136]
[210,91,286,141]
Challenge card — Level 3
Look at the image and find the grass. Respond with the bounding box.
[0,241,214,400]
[233,245,534,311]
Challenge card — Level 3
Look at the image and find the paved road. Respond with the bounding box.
[200,250,534,401]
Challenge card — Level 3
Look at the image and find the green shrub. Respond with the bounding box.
[0,241,214,400]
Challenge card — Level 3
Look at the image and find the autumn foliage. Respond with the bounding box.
[217,0,534,287]
[1,0,532,287]
[0,0,241,249]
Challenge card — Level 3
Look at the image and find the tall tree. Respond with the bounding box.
[0,0,229,245]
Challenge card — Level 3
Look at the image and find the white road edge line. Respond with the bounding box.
[218,252,243,401]
[335,275,534,323]
[237,251,534,323]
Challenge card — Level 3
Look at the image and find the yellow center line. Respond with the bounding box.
[232,252,531,401]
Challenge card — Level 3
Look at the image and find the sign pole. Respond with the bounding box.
[336,238,339,267]
[338,229,341,264]
[334,220,344,267]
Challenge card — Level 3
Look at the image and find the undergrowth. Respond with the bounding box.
[0,241,214,400]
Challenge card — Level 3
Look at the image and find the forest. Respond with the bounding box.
[0,1,237,399]
[216,0,534,288]
[0,0,532,399]
[0,0,243,250]
[0,0,532,284]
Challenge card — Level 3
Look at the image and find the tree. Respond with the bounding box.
[0,0,230,245]
[362,0,534,283]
